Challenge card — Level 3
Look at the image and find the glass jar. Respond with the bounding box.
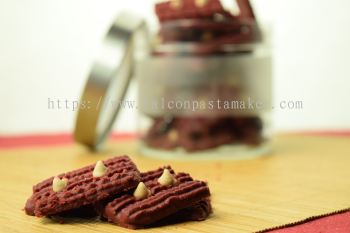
[136,21,272,159]
[74,9,272,159]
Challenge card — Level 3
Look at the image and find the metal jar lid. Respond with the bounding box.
[74,12,148,150]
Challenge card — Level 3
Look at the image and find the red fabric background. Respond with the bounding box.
[265,210,350,233]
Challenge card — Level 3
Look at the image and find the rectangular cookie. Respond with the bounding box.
[103,167,211,229]
[155,0,230,22]
[24,155,141,217]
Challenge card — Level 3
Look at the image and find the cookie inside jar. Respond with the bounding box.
[137,0,272,159]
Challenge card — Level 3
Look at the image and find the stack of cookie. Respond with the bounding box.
[24,156,212,229]
[154,0,261,54]
[143,0,264,152]
[144,116,263,152]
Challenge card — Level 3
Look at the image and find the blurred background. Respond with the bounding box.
[1,0,349,135]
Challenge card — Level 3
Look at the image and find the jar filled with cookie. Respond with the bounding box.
[74,0,272,159]
[137,0,272,159]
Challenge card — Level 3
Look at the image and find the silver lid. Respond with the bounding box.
[74,12,148,150]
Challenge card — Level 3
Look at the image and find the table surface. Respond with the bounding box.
[0,134,349,233]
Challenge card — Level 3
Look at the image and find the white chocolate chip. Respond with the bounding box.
[213,13,226,22]
[92,160,107,177]
[195,0,208,7]
[168,129,178,142]
[133,182,151,200]
[52,177,68,192]
[170,0,182,9]
[158,169,176,186]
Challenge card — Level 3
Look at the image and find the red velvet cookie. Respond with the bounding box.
[103,167,211,229]
[155,0,231,22]
[25,156,141,217]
